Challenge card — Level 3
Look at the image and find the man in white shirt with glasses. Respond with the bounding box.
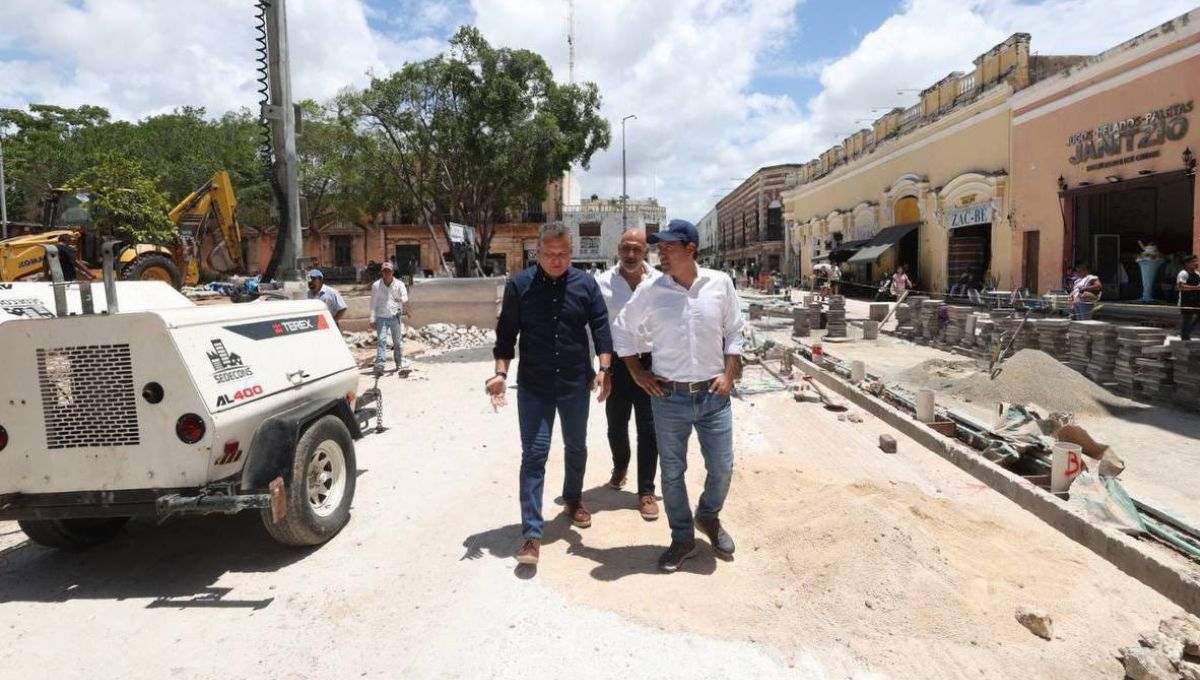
[612,219,744,572]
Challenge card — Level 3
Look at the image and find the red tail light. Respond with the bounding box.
[176,414,206,444]
[0,425,7,452]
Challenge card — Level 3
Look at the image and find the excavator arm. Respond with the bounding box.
[170,170,245,286]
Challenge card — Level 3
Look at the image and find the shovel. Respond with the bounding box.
[802,375,848,411]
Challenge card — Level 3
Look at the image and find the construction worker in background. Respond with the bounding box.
[596,229,661,521]
[1071,264,1102,320]
[48,234,94,282]
[307,269,347,328]
[370,261,409,372]
[1177,255,1200,341]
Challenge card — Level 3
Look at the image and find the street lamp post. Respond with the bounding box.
[621,114,636,229]
[0,132,7,239]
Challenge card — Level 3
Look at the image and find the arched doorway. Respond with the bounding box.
[892,196,921,286]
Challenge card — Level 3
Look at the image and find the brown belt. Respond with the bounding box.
[664,379,715,394]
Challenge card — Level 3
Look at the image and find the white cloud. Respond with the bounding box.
[0,0,442,119]
[0,0,1195,220]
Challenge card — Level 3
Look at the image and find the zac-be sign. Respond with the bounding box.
[948,203,990,229]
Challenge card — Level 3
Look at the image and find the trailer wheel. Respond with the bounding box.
[261,414,356,546]
[18,517,130,549]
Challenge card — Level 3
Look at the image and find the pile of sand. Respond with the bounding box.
[890,349,1129,415]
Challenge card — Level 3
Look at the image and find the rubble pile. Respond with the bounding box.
[1117,613,1200,680]
[1115,327,1168,396]
[825,295,847,338]
[1170,340,1200,409]
[342,323,495,353]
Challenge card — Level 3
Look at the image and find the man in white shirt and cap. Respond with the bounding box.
[596,229,661,520]
[613,219,744,572]
[306,269,348,329]
[370,261,410,372]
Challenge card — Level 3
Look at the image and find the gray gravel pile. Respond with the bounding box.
[889,349,1127,415]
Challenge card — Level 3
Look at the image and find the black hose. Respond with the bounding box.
[255,0,289,284]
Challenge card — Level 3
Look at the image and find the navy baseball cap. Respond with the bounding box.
[648,219,699,246]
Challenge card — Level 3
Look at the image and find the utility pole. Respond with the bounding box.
[621,114,636,229]
[0,132,7,239]
[263,0,302,282]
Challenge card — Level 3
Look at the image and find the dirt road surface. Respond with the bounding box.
[0,348,1185,678]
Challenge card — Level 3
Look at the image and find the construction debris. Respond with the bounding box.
[1118,614,1200,680]
[1014,605,1053,640]
[879,434,897,453]
[343,323,496,353]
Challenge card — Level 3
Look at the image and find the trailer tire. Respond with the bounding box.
[18,517,130,549]
[261,414,356,546]
[122,253,182,289]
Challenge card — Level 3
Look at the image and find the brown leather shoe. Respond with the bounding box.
[607,467,627,489]
[565,501,592,528]
[638,494,660,521]
[515,538,540,565]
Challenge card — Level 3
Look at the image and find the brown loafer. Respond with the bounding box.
[565,501,592,528]
[607,467,627,489]
[515,538,540,565]
[638,494,660,521]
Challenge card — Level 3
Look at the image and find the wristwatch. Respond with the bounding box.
[598,365,614,375]
[491,371,507,380]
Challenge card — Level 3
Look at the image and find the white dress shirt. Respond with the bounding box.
[596,263,660,353]
[370,277,408,320]
[612,267,745,383]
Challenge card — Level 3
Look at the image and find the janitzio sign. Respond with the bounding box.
[1067,100,1192,168]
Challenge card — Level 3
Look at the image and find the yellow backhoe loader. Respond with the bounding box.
[0,171,245,288]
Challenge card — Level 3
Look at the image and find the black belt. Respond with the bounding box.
[664,379,715,393]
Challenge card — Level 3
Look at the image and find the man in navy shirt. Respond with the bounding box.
[487,221,613,566]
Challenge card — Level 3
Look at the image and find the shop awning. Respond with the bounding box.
[848,223,920,263]
[829,238,871,262]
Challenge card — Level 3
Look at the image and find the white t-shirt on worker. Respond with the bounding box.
[1071,274,1099,302]
[596,263,660,353]
[370,277,408,320]
[612,267,745,383]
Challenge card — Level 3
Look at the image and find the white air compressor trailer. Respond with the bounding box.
[0,276,364,549]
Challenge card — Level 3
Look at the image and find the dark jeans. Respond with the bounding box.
[651,386,734,543]
[1183,310,1200,341]
[517,385,590,539]
[605,357,658,495]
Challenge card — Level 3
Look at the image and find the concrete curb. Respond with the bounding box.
[791,351,1200,617]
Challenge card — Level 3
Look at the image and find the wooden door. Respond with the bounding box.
[1023,231,1039,293]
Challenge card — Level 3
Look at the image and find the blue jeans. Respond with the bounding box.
[651,387,734,543]
[517,386,590,539]
[1072,302,1095,320]
[375,316,403,366]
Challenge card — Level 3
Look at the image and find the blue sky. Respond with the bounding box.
[1,0,1197,219]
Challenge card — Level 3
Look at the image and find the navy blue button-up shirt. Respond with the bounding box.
[494,265,613,396]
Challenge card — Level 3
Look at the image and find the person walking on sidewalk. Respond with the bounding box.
[370,261,409,372]
[487,222,614,566]
[612,219,744,572]
[596,229,661,521]
[1177,255,1200,341]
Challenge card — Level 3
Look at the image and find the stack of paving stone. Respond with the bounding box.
[919,299,942,344]
[996,315,1038,353]
[1067,320,1101,371]
[791,305,810,338]
[1171,340,1200,409]
[894,302,915,334]
[1085,323,1119,384]
[1035,318,1071,361]
[1114,326,1167,396]
[808,298,823,331]
[1135,344,1175,401]
[944,306,972,346]
[825,295,847,338]
[976,317,996,353]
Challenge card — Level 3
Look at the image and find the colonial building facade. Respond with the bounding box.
[718,164,802,275]
[781,33,1089,294]
[1010,9,1200,300]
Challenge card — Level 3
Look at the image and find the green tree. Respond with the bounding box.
[355,26,611,270]
[0,104,111,222]
[65,154,176,243]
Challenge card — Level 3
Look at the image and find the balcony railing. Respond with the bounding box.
[957,72,976,96]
